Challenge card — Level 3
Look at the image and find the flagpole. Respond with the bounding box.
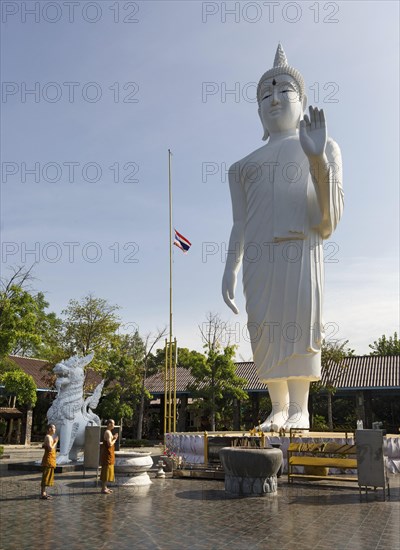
[166,151,189,436]
[168,149,174,434]
[163,337,168,437]
[168,149,173,354]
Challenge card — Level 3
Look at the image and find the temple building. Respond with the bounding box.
[1,355,399,442]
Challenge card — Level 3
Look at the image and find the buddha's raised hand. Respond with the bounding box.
[299,106,327,158]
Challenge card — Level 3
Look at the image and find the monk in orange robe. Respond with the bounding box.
[100,419,118,494]
[41,424,58,499]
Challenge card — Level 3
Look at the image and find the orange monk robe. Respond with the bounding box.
[100,440,115,482]
[41,445,56,487]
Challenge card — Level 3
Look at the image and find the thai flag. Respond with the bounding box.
[174,229,191,253]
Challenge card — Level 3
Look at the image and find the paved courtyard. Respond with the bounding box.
[0,450,399,550]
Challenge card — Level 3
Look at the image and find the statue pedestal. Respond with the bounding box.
[219,447,283,496]
[114,451,153,487]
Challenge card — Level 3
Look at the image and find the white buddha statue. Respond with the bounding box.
[222,44,344,430]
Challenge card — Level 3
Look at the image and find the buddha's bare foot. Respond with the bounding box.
[56,455,71,465]
[258,411,288,432]
[284,414,310,431]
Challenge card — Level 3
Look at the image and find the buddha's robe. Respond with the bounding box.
[231,136,343,381]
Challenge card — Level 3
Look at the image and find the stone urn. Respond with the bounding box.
[219,447,283,496]
[114,451,153,487]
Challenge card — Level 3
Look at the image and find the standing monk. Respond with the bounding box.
[41,424,58,499]
[100,419,118,494]
[222,44,344,430]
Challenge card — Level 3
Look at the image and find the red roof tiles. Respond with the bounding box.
[7,355,102,391]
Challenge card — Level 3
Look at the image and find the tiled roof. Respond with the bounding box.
[6,355,102,391]
[235,362,269,391]
[145,356,400,394]
[6,355,399,395]
[7,356,52,389]
[145,367,195,394]
[0,407,23,418]
[320,355,400,389]
[145,364,268,394]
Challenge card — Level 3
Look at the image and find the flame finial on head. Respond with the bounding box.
[273,43,288,67]
[257,43,305,105]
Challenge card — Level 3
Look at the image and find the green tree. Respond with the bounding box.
[48,295,166,438]
[369,332,400,356]
[60,294,120,370]
[0,285,39,357]
[147,346,205,372]
[0,356,21,376]
[96,333,145,424]
[0,267,62,359]
[135,328,167,439]
[95,329,167,439]
[313,339,354,431]
[188,313,248,431]
[12,292,63,358]
[1,267,38,357]
[32,293,122,391]
[1,369,37,443]
[1,370,37,408]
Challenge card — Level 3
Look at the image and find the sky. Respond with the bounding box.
[1,0,399,359]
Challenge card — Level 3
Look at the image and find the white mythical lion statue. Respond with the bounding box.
[47,352,104,464]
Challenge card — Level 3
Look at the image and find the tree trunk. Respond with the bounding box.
[15,418,22,444]
[211,410,215,432]
[327,392,333,431]
[6,396,17,443]
[211,373,215,431]
[211,386,215,431]
[136,392,145,440]
[6,419,14,444]
[233,399,241,431]
[25,408,33,446]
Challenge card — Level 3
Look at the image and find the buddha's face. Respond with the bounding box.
[258,74,304,136]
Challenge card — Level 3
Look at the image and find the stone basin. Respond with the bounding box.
[219,447,283,496]
[114,451,153,486]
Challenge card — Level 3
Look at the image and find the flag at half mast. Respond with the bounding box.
[173,229,191,253]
